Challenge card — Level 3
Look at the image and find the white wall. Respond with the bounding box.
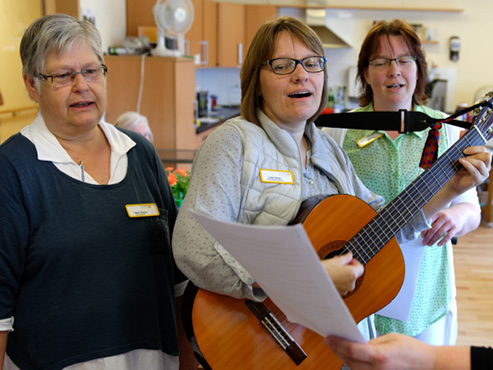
[80,0,127,53]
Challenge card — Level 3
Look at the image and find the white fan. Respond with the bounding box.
[151,0,194,57]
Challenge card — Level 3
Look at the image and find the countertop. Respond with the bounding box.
[196,105,240,134]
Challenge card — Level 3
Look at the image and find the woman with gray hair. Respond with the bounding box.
[0,14,184,370]
[115,111,154,143]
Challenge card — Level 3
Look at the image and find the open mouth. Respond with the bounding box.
[387,83,404,89]
[70,102,93,108]
[288,91,312,98]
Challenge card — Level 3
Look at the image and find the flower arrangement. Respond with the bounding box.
[166,167,190,207]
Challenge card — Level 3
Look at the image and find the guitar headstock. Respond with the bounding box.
[470,90,493,142]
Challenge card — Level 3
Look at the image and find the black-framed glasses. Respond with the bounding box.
[35,64,108,87]
[369,55,416,70]
[262,56,327,75]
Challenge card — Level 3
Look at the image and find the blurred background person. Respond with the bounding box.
[324,19,481,346]
[115,111,154,143]
[0,14,184,370]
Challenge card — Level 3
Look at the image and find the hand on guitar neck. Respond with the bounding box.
[422,145,491,221]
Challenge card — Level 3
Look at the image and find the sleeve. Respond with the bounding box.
[0,152,27,323]
[172,124,259,300]
[471,346,493,370]
[445,123,481,210]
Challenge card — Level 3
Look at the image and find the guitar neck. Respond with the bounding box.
[345,125,486,265]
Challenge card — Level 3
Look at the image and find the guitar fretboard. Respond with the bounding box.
[343,125,486,265]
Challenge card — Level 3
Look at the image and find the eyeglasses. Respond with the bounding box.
[35,64,108,87]
[369,55,416,70]
[262,56,327,75]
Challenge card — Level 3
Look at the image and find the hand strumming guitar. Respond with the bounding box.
[321,252,364,296]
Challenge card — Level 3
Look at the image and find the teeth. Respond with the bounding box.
[289,92,311,98]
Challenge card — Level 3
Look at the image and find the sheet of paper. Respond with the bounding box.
[190,210,366,342]
[376,242,425,320]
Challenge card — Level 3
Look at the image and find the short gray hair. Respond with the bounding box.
[20,14,104,79]
[115,111,154,142]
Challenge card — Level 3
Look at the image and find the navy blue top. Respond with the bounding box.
[0,130,182,370]
[472,346,493,369]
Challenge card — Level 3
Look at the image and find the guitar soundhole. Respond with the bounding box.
[317,240,364,299]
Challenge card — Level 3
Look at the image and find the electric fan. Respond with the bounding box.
[151,0,194,57]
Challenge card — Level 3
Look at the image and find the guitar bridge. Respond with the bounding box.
[245,300,307,365]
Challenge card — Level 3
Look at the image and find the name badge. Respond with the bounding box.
[259,169,294,184]
[125,203,160,218]
[357,131,384,148]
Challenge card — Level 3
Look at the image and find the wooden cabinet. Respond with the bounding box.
[126,0,278,67]
[245,5,278,52]
[126,0,156,37]
[43,0,80,17]
[187,0,217,67]
[217,3,245,67]
[216,4,278,67]
[104,55,198,151]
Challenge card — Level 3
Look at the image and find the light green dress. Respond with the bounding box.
[341,103,454,337]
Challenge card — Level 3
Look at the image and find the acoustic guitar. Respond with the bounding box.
[181,94,493,370]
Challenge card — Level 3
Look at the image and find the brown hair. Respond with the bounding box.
[357,19,428,106]
[240,16,328,126]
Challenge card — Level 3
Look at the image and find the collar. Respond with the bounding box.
[21,113,136,163]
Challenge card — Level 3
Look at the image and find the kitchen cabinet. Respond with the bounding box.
[104,55,200,151]
[126,0,278,67]
[187,0,218,67]
[43,0,80,17]
[126,0,157,37]
[217,3,246,67]
[217,4,278,67]
[223,0,464,13]
[245,5,278,52]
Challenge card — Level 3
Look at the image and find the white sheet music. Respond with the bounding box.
[190,210,366,342]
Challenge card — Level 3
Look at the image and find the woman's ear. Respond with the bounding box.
[23,75,39,103]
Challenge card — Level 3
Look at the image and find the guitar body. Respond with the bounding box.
[184,194,405,370]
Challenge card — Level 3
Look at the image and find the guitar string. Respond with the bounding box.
[370,128,481,256]
[345,126,484,265]
[269,131,487,338]
[266,110,491,333]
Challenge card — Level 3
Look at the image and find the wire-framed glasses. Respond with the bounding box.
[262,56,327,75]
[35,64,108,87]
[369,55,416,70]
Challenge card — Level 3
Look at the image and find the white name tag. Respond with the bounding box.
[259,169,294,184]
[125,203,160,218]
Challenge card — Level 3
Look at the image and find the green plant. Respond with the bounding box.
[166,167,190,206]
